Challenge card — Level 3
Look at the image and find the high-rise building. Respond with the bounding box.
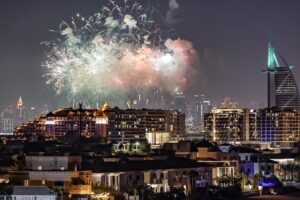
[204,106,300,145]
[256,107,300,143]
[16,96,23,110]
[0,106,14,134]
[174,91,186,114]
[204,108,256,144]
[263,42,300,111]
[107,107,185,142]
[15,96,27,126]
[189,94,201,124]
[200,100,212,123]
[221,97,237,109]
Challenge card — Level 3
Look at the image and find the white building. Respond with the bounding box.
[11,186,56,200]
[25,155,81,171]
[146,132,171,146]
[25,156,68,171]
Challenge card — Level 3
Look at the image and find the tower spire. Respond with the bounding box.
[17,96,23,109]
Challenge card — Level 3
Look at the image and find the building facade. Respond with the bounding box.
[264,42,300,111]
[107,108,184,142]
[91,158,212,195]
[11,186,56,200]
[256,108,300,143]
[14,104,185,143]
[204,108,256,144]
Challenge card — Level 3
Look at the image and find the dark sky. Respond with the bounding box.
[1,0,300,109]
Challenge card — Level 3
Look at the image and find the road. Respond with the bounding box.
[245,191,300,200]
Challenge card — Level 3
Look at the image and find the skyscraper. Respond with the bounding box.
[15,96,26,126]
[263,42,300,111]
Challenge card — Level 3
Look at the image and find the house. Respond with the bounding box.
[241,155,277,177]
[9,155,92,195]
[229,146,260,162]
[194,140,240,186]
[90,157,212,195]
[11,186,56,200]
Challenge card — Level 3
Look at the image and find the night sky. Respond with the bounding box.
[1,0,300,110]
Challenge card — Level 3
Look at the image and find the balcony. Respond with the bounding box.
[69,184,91,195]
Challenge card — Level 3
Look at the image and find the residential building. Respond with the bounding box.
[10,155,92,195]
[14,103,185,142]
[90,157,212,195]
[204,108,256,144]
[11,186,56,200]
[25,155,81,171]
[194,141,240,186]
[256,107,300,144]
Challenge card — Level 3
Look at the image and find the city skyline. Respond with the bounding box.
[2,1,300,198]
[1,0,300,109]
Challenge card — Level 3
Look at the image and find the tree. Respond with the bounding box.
[139,143,151,153]
[253,173,263,190]
[0,179,12,195]
[167,187,186,200]
[93,184,122,196]
[189,170,199,191]
[155,187,186,200]
[138,184,156,200]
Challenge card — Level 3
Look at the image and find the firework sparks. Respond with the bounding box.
[43,0,199,107]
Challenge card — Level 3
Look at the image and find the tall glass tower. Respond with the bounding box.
[263,43,300,111]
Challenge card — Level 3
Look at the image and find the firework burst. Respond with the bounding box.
[43,0,199,107]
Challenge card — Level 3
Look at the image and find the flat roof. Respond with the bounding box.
[12,186,56,196]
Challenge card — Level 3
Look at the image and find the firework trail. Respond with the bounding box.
[43,0,199,107]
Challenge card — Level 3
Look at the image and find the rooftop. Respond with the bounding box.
[230,146,260,154]
[12,186,56,196]
[88,157,212,173]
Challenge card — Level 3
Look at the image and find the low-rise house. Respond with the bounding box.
[90,157,212,195]
[25,155,81,171]
[194,141,240,186]
[9,155,92,195]
[259,153,297,181]
[9,170,92,195]
[229,146,260,162]
[11,186,56,200]
[241,155,277,177]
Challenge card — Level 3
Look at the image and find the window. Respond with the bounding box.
[160,173,164,179]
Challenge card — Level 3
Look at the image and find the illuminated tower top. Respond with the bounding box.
[267,42,279,70]
[16,96,23,109]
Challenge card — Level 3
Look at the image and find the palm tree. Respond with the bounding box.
[188,170,199,191]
